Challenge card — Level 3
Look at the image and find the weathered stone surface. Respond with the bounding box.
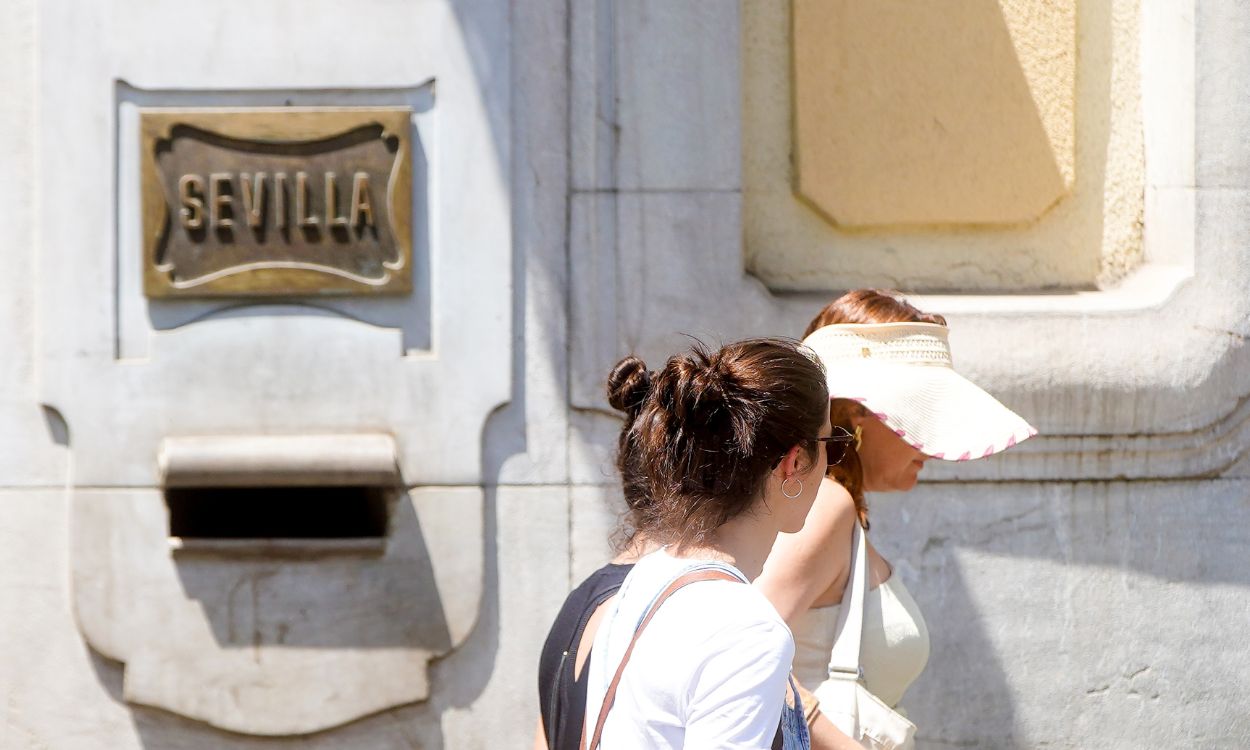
[570,484,627,585]
[72,487,484,735]
[869,481,1250,749]
[441,486,572,746]
[7,0,1250,748]
[0,490,143,750]
[0,485,569,749]
[493,0,572,486]
[571,0,740,192]
[0,0,65,489]
[1196,0,1250,188]
[568,410,625,488]
[37,0,512,489]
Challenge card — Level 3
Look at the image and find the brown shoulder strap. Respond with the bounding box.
[582,568,742,750]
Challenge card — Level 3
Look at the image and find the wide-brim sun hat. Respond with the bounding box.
[802,322,1037,461]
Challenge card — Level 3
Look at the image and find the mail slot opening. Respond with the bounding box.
[166,485,392,539]
[159,434,401,555]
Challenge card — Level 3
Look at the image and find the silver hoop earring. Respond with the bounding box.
[781,476,803,499]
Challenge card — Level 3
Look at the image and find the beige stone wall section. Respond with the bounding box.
[793,0,1075,227]
[744,0,1145,292]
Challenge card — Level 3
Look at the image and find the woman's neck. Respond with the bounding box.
[611,534,659,565]
[669,503,779,581]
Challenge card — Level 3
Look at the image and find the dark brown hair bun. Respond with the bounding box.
[607,355,652,416]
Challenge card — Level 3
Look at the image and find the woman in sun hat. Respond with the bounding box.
[756,289,1036,750]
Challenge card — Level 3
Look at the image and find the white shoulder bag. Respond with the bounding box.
[812,522,917,750]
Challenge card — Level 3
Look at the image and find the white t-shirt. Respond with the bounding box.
[583,549,794,749]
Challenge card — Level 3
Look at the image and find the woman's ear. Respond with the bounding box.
[774,443,805,479]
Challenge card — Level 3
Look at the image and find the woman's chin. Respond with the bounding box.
[886,473,921,492]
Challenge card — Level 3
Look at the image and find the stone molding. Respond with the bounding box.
[566,0,1250,484]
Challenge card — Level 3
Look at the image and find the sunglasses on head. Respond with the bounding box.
[815,425,857,465]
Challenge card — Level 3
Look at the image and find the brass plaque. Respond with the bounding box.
[141,107,413,297]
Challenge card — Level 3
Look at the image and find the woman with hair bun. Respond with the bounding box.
[756,290,1036,750]
[583,338,836,749]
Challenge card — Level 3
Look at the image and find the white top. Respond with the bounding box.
[584,549,794,749]
[791,574,930,709]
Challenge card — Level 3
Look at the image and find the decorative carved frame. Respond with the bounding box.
[139,107,414,297]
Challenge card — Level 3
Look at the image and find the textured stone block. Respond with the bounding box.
[571,0,741,191]
[570,484,626,585]
[793,0,1075,227]
[869,481,1250,748]
[72,487,485,735]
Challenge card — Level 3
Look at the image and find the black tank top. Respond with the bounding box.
[537,563,633,750]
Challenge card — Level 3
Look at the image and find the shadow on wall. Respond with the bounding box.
[791,0,1069,229]
[172,496,452,652]
[871,478,1250,749]
[92,479,507,750]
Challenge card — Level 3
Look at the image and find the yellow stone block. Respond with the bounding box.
[793,0,1075,227]
[742,0,1144,291]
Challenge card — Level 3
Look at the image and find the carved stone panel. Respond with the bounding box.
[73,484,485,735]
[37,0,512,736]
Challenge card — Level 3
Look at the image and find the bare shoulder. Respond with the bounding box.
[757,477,858,622]
[800,477,859,544]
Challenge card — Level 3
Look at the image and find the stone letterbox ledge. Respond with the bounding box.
[159,433,400,488]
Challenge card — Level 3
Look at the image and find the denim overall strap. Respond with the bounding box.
[780,674,812,750]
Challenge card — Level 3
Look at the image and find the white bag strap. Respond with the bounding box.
[826,521,867,681]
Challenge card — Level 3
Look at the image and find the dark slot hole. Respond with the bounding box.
[166,486,390,539]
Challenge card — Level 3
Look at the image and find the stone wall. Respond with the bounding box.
[3,1,1249,748]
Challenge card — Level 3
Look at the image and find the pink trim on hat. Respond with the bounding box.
[982,445,995,457]
[873,412,890,421]
[1006,435,1017,448]
[957,451,972,461]
[930,451,945,459]
[894,428,907,438]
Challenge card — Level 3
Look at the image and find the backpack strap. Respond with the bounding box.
[582,568,742,749]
